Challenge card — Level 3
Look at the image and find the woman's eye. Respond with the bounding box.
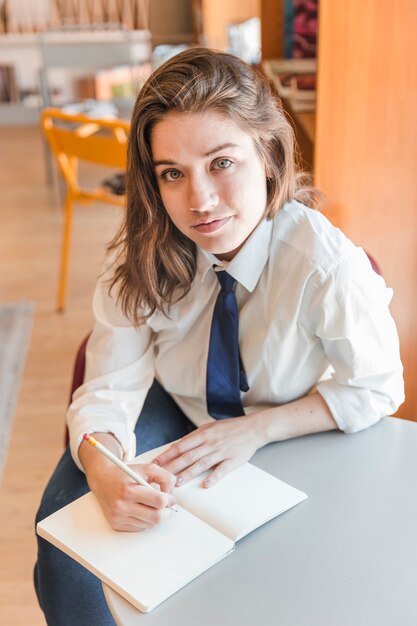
[214,158,232,170]
[161,169,182,182]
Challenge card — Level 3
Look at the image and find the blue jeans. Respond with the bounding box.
[34,380,196,626]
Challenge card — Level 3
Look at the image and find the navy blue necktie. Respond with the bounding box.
[206,269,249,419]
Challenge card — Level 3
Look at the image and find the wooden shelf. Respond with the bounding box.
[262,59,316,172]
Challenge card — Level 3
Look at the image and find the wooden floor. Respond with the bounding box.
[0,126,122,625]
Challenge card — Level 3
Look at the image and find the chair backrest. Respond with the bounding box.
[41,108,130,200]
[65,333,91,446]
[365,251,382,276]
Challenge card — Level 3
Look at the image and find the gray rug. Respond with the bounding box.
[0,301,35,481]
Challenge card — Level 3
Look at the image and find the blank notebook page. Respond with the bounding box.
[175,463,308,541]
[37,492,234,613]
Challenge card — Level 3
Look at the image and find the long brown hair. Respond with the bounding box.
[109,47,318,325]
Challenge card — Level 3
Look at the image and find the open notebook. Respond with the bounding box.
[37,444,307,613]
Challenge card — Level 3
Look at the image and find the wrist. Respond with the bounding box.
[249,393,337,445]
[251,405,295,446]
[249,411,275,448]
[79,432,123,484]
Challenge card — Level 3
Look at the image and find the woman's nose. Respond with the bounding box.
[188,177,219,212]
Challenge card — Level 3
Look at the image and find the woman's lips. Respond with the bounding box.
[192,216,231,233]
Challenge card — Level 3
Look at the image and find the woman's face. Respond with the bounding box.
[151,110,268,261]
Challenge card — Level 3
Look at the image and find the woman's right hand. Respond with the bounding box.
[79,432,177,531]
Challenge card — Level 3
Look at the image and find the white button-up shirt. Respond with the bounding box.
[68,201,404,469]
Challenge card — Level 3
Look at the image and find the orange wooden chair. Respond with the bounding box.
[41,108,130,311]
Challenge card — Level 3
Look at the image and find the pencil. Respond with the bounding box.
[83,433,178,512]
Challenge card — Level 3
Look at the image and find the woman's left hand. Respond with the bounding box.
[152,415,266,488]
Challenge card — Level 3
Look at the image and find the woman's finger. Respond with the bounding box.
[128,501,173,526]
[116,518,154,532]
[134,462,177,494]
[201,458,238,488]
[106,494,174,530]
[153,430,208,466]
[110,477,176,512]
[174,451,223,486]
[130,483,176,510]
[161,443,217,477]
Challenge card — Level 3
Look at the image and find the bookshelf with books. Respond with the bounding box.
[0,34,41,124]
[0,0,153,124]
[261,0,318,171]
[0,29,151,125]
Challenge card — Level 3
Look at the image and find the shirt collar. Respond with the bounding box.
[196,217,273,292]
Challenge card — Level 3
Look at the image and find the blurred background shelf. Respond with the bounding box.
[0,30,151,125]
[0,102,40,125]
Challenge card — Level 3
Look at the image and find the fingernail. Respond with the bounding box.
[153,459,160,465]
[203,479,211,488]
[176,476,184,486]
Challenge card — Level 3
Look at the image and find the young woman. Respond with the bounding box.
[35,48,404,625]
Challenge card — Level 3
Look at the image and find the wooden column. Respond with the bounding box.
[260,0,284,59]
[315,0,417,420]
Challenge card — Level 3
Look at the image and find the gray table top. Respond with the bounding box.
[103,417,417,626]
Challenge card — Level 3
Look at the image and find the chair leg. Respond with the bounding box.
[56,195,73,312]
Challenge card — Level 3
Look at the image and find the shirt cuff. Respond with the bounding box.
[316,379,391,433]
[70,421,137,472]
